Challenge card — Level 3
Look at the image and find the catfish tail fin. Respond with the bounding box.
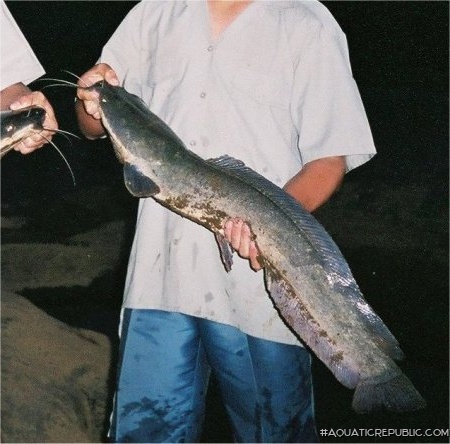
[352,372,426,413]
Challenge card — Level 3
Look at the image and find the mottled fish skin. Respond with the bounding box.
[89,81,425,414]
[0,106,46,157]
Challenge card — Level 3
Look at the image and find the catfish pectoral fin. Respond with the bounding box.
[124,163,160,197]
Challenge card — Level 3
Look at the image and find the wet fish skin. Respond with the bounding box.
[0,106,46,157]
[88,81,426,413]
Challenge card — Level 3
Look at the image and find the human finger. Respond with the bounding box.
[237,222,252,258]
[249,241,263,271]
[229,218,244,251]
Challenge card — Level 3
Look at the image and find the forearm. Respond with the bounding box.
[284,156,346,212]
[75,99,106,139]
[0,82,32,110]
[224,155,346,270]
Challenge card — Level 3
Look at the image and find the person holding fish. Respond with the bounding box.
[0,0,57,153]
[76,1,378,442]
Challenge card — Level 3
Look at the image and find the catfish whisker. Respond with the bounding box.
[61,69,89,88]
[39,132,76,186]
[39,80,79,91]
[44,127,81,143]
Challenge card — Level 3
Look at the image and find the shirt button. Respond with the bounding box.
[207,45,214,52]
[189,140,197,146]
[200,92,207,98]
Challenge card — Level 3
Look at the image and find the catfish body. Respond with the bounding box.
[89,81,425,413]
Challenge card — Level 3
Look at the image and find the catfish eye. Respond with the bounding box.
[5,124,15,135]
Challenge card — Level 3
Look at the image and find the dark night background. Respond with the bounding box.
[1,1,448,443]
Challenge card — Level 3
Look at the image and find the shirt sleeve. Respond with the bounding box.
[292,26,376,172]
[0,0,45,90]
[99,2,154,99]
[99,4,141,84]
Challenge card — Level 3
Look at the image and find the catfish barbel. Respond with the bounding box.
[87,80,425,413]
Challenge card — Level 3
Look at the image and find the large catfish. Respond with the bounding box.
[87,81,425,413]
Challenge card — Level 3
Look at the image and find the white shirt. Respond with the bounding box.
[0,0,45,90]
[100,0,377,346]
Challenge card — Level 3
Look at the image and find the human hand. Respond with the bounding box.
[223,218,262,271]
[9,91,58,154]
[76,63,119,120]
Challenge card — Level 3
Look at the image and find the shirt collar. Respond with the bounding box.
[184,0,318,9]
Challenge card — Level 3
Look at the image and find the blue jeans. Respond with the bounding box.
[109,309,317,443]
